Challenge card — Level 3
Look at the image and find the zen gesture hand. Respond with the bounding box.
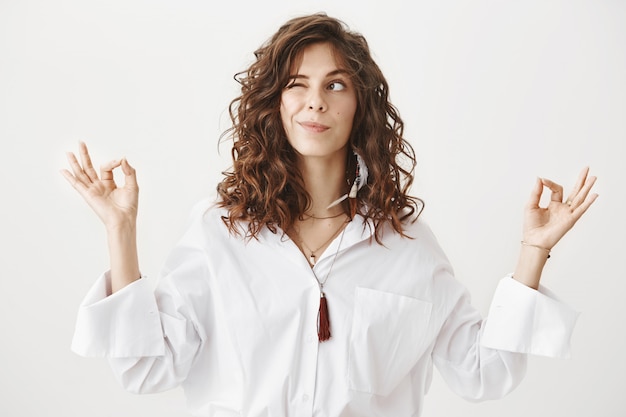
[522,167,598,252]
[61,142,139,231]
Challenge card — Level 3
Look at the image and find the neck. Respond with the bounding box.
[297,153,347,216]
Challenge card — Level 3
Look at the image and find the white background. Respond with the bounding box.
[1,0,624,416]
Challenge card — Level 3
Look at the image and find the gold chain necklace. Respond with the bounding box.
[300,210,346,220]
[291,216,350,342]
[295,217,349,266]
[311,225,347,342]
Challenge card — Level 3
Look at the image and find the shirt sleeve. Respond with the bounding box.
[431,272,579,402]
[71,273,165,358]
[480,274,580,359]
[70,241,211,394]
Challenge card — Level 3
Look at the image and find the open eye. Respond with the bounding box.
[328,81,347,91]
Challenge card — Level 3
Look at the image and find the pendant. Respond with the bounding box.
[318,292,331,341]
[309,254,316,265]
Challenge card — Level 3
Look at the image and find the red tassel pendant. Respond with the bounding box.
[318,292,331,341]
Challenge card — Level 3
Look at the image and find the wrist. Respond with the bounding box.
[105,218,137,235]
[513,243,550,290]
[520,240,551,258]
[106,221,140,293]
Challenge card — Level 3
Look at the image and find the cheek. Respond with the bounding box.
[280,93,299,115]
[340,96,357,117]
[338,102,357,123]
[279,101,290,126]
[279,100,296,140]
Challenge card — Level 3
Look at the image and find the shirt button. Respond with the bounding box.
[303,394,310,402]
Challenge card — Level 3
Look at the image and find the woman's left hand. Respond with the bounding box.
[522,167,598,251]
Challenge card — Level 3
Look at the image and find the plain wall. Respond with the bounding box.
[1,0,624,416]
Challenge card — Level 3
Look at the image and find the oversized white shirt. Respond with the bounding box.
[71,201,579,417]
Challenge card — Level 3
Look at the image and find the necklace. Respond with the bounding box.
[301,210,346,220]
[290,218,349,342]
[310,225,347,342]
[296,217,348,266]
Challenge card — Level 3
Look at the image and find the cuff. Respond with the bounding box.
[481,275,580,359]
[71,271,165,358]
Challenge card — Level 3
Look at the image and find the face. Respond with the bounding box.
[280,42,357,164]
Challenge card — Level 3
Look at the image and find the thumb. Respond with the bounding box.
[526,177,543,209]
[120,158,138,189]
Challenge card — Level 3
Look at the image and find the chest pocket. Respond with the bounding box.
[347,287,433,396]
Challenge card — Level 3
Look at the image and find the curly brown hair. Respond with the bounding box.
[217,12,423,242]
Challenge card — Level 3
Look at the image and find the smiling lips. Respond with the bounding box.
[299,121,330,133]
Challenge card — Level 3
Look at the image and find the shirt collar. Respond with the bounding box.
[256,214,375,265]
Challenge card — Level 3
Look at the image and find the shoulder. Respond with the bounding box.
[181,198,267,246]
[175,198,232,247]
[390,215,452,268]
[398,212,439,245]
[189,198,226,223]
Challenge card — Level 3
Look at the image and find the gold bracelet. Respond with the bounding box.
[520,241,551,259]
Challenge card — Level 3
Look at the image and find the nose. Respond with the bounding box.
[307,90,327,112]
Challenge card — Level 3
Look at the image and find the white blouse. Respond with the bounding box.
[71,200,579,417]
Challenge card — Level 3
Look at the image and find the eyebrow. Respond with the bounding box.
[288,69,350,79]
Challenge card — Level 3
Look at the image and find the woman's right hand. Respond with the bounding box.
[61,141,139,231]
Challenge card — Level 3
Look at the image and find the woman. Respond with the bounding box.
[61,13,598,417]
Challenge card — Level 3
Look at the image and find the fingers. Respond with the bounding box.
[120,158,139,189]
[537,167,598,214]
[63,142,123,187]
[99,158,122,181]
[60,168,88,194]
[565,167,596,209]
[78,141,99,182]
[94,157,136,189]
[66,150,94,187]
[540,177,564,203]
[573,191,599,219]
[565,166,590,202]
[570,172,598,215]
[527,177,544,209]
